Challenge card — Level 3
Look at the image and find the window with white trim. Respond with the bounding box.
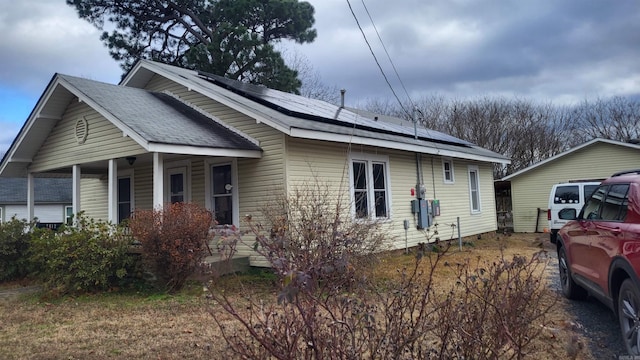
[212,163,234,225]
[468,165,481,213]
[206,159,239,227]
[167,167,187,203]
[350,154,390,220]
[65,206,73,225]
[443,159,454,184]
[0,207,3,224]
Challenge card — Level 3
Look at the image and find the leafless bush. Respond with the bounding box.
[206,184,557,359]
[434,251,556,359]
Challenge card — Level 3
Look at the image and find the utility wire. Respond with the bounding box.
[360,0,415,111]
[345,0,412,119]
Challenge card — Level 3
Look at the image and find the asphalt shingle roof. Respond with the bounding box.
[0,178,72,204]
[59,74,261,151]
[139,61,508,163]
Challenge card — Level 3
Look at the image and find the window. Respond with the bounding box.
[212,163,233,225]
[118,176,132,223]
[443,159,454,184]
[600,184,629,221]
[468,166,481,213]
[206,159,239,226]
[583,186,607,220]
[350,154,390,220]
[65,206,73,225]
[168,167,187,203]
[554,185,579,204]
[0,207,3,224]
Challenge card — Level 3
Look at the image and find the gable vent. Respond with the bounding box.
[75,116,88,144]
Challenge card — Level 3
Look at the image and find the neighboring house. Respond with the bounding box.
[501,138,640,233]
[0,177,72,226]
[0,60,509,264]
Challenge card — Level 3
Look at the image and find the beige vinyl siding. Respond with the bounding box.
[80,178,108,221]
[285,138,499,252]
[144,74,287,232]
[191,158,205,207]
[133,164,153,211]
[30,101,145,173]
[417,157,497,241]
[510,142,639,233]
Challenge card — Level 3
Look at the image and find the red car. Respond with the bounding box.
[557,169,640,355]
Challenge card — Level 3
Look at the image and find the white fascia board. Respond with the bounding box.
[147,143,262,158]
[57,77,151,150]
[0,77,64,176]
[290,128,510,164]
[132,62,291,134]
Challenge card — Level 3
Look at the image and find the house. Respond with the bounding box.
[0,60,509,263]
[501,138,640,233]
[0,177,72,227]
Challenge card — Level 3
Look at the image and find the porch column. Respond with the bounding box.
[26,173,34,222]
[72,164,81,224]
[153,152,164,209]
[107,159,118,223]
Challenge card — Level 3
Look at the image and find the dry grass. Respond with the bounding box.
[0,232,595,359]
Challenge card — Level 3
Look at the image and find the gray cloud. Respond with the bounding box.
[303,0,640,105]
[1,0,639,122]
[0,0,121,96]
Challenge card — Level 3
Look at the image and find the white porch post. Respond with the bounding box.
[153,152,164,209]
[108,159,118,223]
[26,173,34,222]
[72,164,81,224]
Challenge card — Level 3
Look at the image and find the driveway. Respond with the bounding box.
[546,250,625,358]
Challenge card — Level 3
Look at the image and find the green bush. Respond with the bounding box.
[29,216,139,294]
[0,217,35,282]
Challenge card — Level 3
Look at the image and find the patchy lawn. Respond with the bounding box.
[0,232,594,359]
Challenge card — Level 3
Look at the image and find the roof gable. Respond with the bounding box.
[501,138,640,181]
[1,73,262,177]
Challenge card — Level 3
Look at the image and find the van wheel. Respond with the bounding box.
[558,246,587,300]
[550,230,558,244]
[618,279,640,355]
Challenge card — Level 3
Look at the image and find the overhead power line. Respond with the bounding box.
[345,0,412,119]
[359,0,415,110]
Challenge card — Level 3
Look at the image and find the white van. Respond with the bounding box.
[548,181,600,243]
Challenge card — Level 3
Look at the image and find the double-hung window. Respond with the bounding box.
[443,159,454,184]
[350,154,390,220]
[468,165,481,213]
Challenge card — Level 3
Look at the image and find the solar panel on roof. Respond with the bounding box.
[198,71,471,147]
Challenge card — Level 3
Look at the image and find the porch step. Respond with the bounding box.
[201,253,251,277]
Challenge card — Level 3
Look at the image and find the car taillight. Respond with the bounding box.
[547,209,551,221]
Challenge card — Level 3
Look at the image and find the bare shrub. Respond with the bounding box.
[129,202,213,292]
[206,184,556,359]
[434,251,556,359]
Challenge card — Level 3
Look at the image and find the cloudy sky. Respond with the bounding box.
[1,0,640,154]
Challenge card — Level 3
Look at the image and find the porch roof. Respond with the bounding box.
[60,75,262,151]
[0,74,262,177]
